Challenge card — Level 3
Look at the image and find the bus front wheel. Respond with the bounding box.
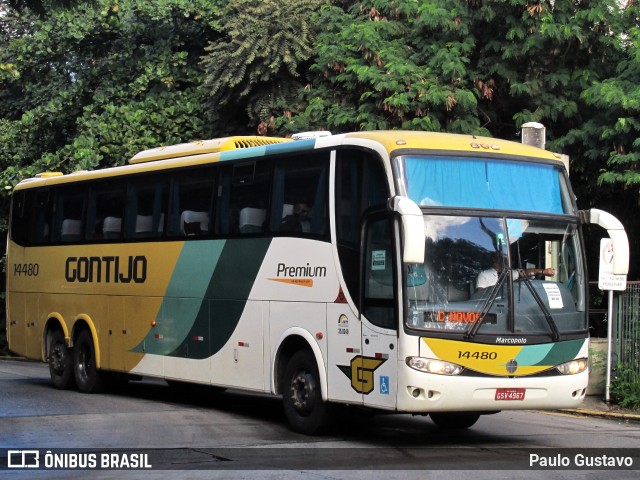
[73,330,105,393]
[48,329,75,390]
[429,412,480,429]
[282,350,329,435]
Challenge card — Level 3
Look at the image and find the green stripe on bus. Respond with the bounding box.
[132,241,225,356]
[513,338,585,367]
[168,237,272,359]
[532,338,585,366]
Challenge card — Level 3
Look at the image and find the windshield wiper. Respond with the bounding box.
[517,272,561,341]
[465,269,508,339]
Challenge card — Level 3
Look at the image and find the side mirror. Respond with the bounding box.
[581,208,630,275]
[391,196,425,264]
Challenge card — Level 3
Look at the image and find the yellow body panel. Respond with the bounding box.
[7,241,184,370]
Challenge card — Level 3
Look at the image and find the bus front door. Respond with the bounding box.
[360,214,398,410]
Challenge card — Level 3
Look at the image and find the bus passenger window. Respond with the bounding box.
[52,187,86,243]
[10,190,51,246]
[218,161,270,235]
[86,180,125,241]
[124,177,167,239]
[270,153,329,237]
[168,169,215,237]
[335,149,389,308]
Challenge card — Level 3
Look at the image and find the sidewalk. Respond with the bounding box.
[561,395,640,422]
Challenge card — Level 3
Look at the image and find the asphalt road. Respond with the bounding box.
[1,358,639,479]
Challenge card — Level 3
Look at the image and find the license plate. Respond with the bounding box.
[495,388,526,401]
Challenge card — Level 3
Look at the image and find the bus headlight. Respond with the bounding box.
[556,358,588,375]
[406,356,463,376]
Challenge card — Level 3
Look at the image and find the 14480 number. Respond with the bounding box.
[458,350,497,360]
[13,263,40,277]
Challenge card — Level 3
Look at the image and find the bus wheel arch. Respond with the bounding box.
[43,317,74,390]
[274,331,330,435]
[71,318,105,393]
[273,331,327,399]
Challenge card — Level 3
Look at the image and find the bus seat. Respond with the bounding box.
[135,214,164,237]
[239,207,266,233]
[61,219,82,242]
[282,204,293,218]
[135,215,153,234]
[180,210,209,236]
[103,216,122,239]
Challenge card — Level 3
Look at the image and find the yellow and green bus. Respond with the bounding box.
[6,130,629,433]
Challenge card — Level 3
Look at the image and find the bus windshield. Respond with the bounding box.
[397,155,573,214]
[405,215,587,336]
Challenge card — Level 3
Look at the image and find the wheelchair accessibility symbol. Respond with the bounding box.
[379,376,389,395]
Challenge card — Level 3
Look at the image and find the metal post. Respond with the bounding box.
[605,289,614,403]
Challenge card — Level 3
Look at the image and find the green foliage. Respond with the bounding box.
[201,0,326,131]
[611,363,640,410]
[581,22,640,190]
[278,1,486,134]
[0,0,223,187]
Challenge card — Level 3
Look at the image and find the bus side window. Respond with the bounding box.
[9,191,28,245]
[168,168,216,237]
[218,161,270,235]
[86,180,125,241]
[52,187,86,243]
[270,152,329,237]
[124,176,168,239]
[335,149,389,308]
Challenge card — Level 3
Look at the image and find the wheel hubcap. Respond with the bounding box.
[50,344,66,374]
[290,370,316,416]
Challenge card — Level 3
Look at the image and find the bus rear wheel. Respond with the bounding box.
[429,412,480,429]
[282,350,329,435]
[48,329,75,390]
[73,329,105,393]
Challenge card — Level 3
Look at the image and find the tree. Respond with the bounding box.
[0,0,224,184]
[201,0,326,134]
[277,0,484,134]
[579,5,640,191]
[559,3,640,278]
[279,0,625,140]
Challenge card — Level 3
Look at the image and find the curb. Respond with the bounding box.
[560,408,640,422]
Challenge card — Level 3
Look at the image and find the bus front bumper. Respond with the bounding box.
[397,365,589,413]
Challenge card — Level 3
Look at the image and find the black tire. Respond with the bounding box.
[73,329,105,393]
[429,412,480,429]
[48,329,75,390]
[282,350,330,435]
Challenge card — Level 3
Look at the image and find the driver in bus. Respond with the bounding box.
[281,202,311,233]
[476,255,555,291]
